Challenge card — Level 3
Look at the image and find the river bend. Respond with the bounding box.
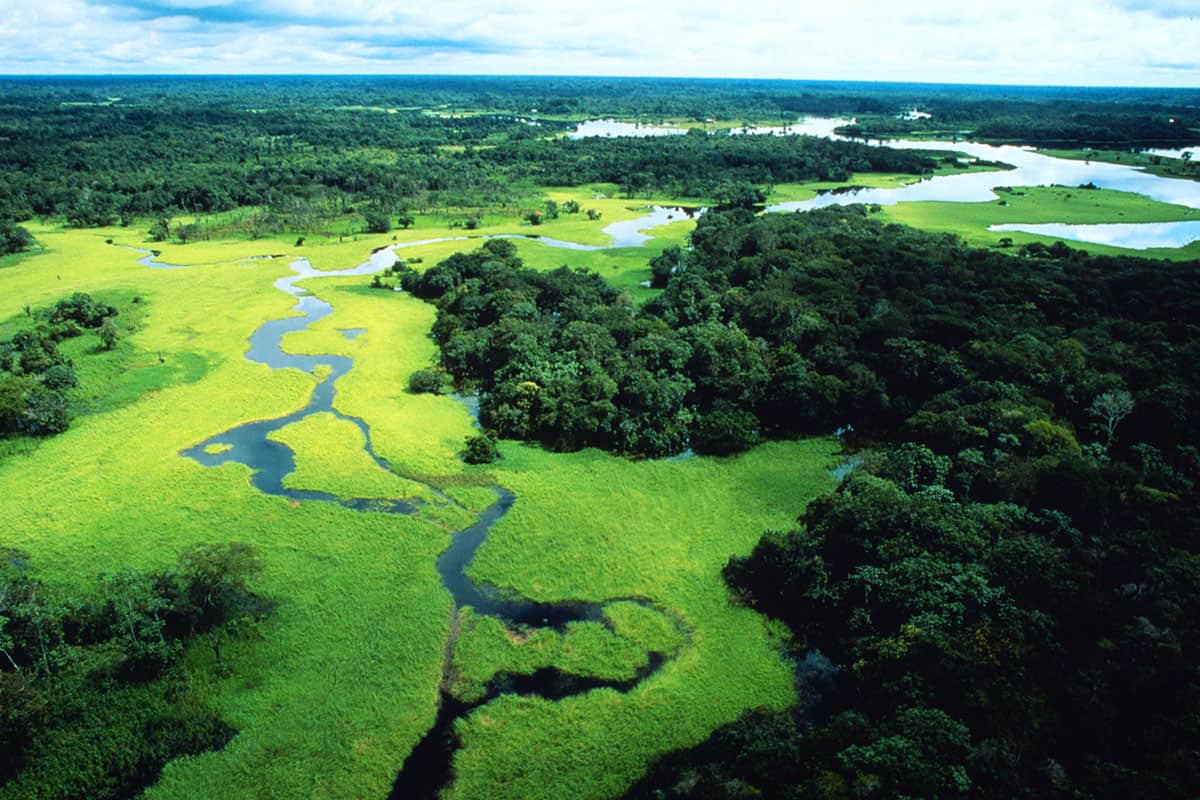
[139,222,690,798]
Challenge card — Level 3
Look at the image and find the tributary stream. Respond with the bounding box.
[140,217,690,798]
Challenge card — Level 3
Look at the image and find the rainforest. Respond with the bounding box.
[0,76,1198,800]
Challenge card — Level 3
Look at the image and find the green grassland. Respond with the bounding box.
[268,412,458,510]
[768,172,927,203]
[0,217,837,800]
[4,152,1195,799]
[879,185,1200,259]
[0,227,456,800]
[0,286,208,461]
[446,439,837,800]
[448,606,663,703]
[142,181,698,254]
[1039,147,1200,182]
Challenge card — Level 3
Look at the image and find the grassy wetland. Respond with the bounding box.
[0,212,835,799]
[2,77,1199,800]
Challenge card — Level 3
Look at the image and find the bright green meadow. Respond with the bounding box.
[3,151,1196,797]
[880,185,1200,259]
[0,213,835,800]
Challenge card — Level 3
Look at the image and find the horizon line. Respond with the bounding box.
[1,73,1199,92]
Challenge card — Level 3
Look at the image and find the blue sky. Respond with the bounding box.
[0,0,1196,86]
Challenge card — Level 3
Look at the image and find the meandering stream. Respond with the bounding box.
[134,120,1199,793]
[142,213,690,798]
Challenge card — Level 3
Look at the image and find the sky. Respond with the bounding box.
[0,0,1196,86]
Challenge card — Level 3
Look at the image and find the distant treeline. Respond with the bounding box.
[0,103,547,226]
[2,77,1198,232]
[3,75,1198,119]
[0,99,928,230]
[475,133,939,195]
[841,104,1200,148]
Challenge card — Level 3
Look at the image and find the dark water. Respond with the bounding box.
[155,250,685,798]
[390,655,666,800]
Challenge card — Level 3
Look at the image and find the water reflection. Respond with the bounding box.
[768,140,1200,214]
[568,115,1200,250]
[1142,147,1198,161]
[989,220,1200,250]
[567,116,855,140]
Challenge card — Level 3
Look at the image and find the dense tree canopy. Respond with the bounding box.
[0,544,272,799]
[611,208,1200,800]
[390,207,1200,797]
[0,293,119,438]
[475,133,939,195]
[3,77,1195,232]
[4,76,1199,799]
[397,206,1200,467]
[0,100,937,235]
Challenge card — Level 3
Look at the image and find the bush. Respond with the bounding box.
[408,368,446,395]
[689,403,760,456]
[0,219,33,256]
[363,209,391,234]
[45,292,117,329]
[40,364,78,391]
[98,318,121,351]
[463,432,501,464]
[149,219,171,242]
[21,386,70,436]
[0,376,69,436]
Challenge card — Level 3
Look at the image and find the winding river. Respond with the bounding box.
[768,139,1200,209]
[133,117,1200,794]
[140,213,690,798]
[569,116,1200,250]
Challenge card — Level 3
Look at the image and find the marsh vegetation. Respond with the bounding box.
[1,76,1199,800]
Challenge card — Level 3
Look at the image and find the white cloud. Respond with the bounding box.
[0,0,1195,85]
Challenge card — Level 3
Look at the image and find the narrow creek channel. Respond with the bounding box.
[137,224,690,799]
